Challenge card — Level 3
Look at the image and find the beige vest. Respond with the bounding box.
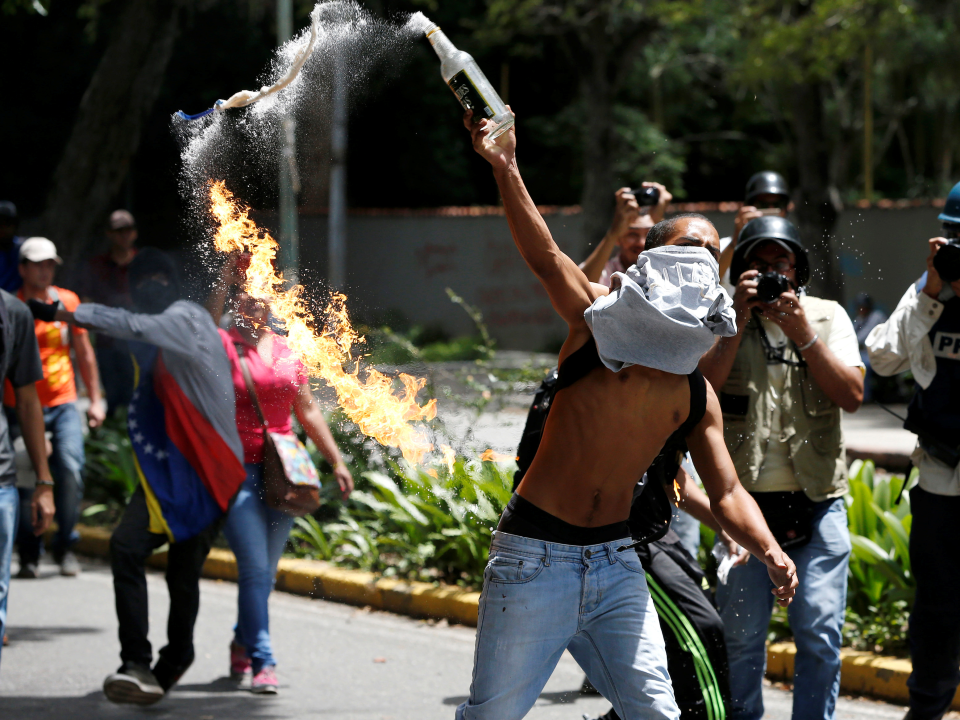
[720,296,847,502]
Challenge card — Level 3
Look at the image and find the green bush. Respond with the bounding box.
[83,410,139,524]
[290,457,514,588]
[844,459,914,655]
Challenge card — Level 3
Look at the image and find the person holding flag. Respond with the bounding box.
[28,248,246,705]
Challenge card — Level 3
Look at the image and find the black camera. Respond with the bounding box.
[629,187,660,207]
[934,233,960,283]
[756,272,791,303]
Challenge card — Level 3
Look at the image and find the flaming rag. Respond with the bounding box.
[176,4,324,120]
[74,301,245,542]
[584,246,737,375]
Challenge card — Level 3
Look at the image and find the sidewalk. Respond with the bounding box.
[843,404,916,472]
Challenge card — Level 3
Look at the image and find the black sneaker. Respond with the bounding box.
[103,663,164,705]
[17,560,39,579]
[153,655,193,693]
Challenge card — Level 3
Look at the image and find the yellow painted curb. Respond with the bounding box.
[767,642,960,710]
[75,525,958,709]
[75,525,480,626]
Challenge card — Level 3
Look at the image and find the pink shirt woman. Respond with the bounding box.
[220,326,307,464]
[208,257,353,694]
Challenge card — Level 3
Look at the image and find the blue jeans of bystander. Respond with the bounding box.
[223,463,295,673]
[0,484,19,668]
[457,531,679,720]
[716,498,851,720]
[17,402,85,561]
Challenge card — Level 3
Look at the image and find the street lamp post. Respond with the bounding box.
[277,0,300,285]
[328,53,348,290]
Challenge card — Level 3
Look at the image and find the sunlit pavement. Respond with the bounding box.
[434,401,916,460]
[1,557,921,720]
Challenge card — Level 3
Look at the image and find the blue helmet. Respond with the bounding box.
[938,181,960,225]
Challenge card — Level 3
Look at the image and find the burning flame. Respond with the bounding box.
[480,449,516,463]
[673,478,681,506]
[440,444,456,475]
[208,180,437,463]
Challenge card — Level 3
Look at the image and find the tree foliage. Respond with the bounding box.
[3,0,960,273]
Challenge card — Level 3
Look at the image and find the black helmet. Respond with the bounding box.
[745,171,789,205]
[0,201,17,223]
[730,216,810,287]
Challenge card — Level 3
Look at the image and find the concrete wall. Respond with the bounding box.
[293,205,944,351]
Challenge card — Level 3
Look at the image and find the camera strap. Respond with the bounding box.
[754,312,807,368]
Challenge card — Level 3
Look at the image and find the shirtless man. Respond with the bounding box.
[456,110,798,720]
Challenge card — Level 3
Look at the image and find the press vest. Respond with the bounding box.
[719,296,847,502]
[906,287,960,445]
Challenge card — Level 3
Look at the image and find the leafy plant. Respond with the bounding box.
[363,287,496,367]
[844,459,914,655]
[84,410,139,507]
[289,457,514,588]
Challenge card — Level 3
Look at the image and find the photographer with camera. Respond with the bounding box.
[579,183,672,286]
[717,172,791,287]
[700,216,864,720]
[865,181,960,720]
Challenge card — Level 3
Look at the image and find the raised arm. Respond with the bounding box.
[464,110,602,330]
[867,241,954,385]
[53,303,214,359]
[206,254,241,328]
[580,188,637,282]
[686,383,797,606]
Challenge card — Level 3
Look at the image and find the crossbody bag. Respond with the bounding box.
[234,344,321,517]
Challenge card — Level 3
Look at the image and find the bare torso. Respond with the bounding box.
[516,329,691,527]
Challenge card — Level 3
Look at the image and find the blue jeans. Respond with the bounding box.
[223,463,295,673]
[458,531,679,720]
[17,402,85,561]
[0,484,19,669]
[716,498,851,720]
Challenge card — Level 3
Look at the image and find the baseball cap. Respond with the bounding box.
[109,209,136,230]
[19,237,63,264]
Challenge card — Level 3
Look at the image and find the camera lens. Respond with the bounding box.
[756,272,790,303]
[933,241,960,283]
[631,187,660,207]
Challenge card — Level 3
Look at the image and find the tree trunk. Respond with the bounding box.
[579,51,616,255]
[789,82,843,302]
[40,0,182,271]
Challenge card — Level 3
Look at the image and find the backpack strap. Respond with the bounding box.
[677,368,707,437]
[555,337,602,391]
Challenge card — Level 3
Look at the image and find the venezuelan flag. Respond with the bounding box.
[128,344,245,542]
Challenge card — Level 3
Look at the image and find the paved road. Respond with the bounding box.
[2,557,917,720]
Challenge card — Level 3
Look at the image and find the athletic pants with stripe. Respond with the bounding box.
[600,532,731,720]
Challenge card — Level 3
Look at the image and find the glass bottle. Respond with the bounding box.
[425,24,514,141]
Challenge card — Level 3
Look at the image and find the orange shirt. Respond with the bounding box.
[3,287,87,408]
